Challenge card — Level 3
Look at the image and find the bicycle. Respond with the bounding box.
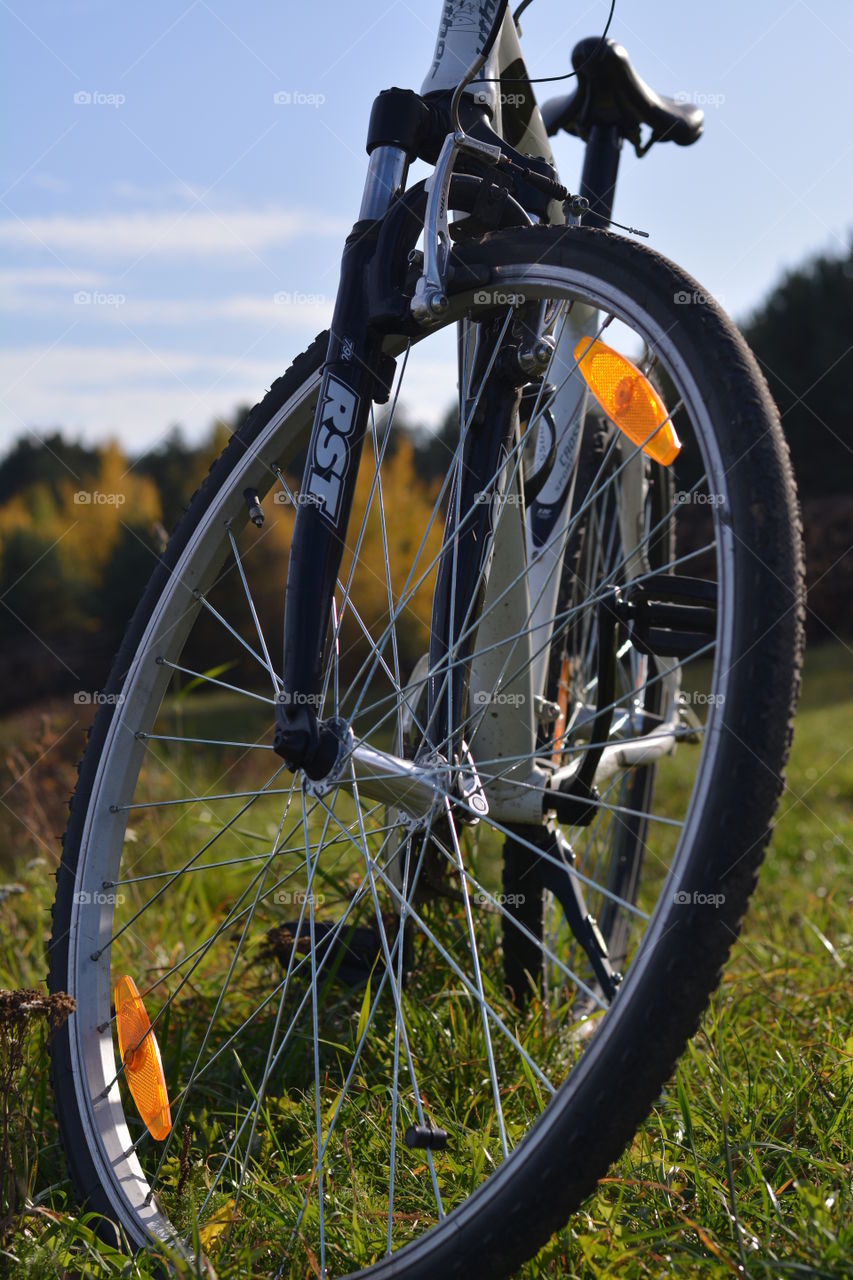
[49,2,804,1276]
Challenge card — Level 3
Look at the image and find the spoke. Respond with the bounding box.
[348,309,516,734]
[108,806,310,1062]
[139,732,275,751]
[307,799,557,1100]
[156,657,275,705]
[113,847,298,886]
[345,768,445,1216]
[287,819,440,1258]
[272,458,404,682]
[226,525,280,695]
[443,799,508,1156]
[429,335,597,735]
[619,540,718,590]
[386,822,413,1252]
[116,859,307,1038]
[115,785,295,811]
[447,794,651,921]
[147,800,293,1186]
[194,805,429,1235]
[455,389,686,675]
[113,808,381,962]
[364,850,556,1096]
[330,596,340,715]
[471,718,706,777]
[119,723,282,884]
[195,587,283,691]
[98,764,296,954]
[447,589,714,762]
[342,608,710,841]
[519,302,572,434]
[525,315,612,439]
[581,770,629,891]
[439,427,671,733]
[302,789,326,1275]
[370,404,405,748]
[195,796,344,1217]
[170,809,381,1113]
[347,413,617,749]
[576,795,684,828]
[429,831,608,1011]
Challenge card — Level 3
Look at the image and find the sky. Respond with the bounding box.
[1,0,852,457]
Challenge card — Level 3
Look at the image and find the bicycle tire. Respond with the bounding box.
[49,226,803,1279]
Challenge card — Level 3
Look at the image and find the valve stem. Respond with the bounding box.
[243,488,264,527]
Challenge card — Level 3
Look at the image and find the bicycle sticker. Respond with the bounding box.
[304,371,360,526]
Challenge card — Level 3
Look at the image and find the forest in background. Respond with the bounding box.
[1,240,851,714]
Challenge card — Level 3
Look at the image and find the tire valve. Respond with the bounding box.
[404,1124,448,1150]
[243,488,264,527]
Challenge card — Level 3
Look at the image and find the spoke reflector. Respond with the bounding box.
[114,975,172,1141]
[574,338,681,466]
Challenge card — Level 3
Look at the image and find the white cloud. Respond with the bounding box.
[0,336,457,452]
[0,286,333,330]
[0,207,348,260]
[0,343,284,450]
[0,266,107,289]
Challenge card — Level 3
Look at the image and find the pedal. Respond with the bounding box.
[617,573,716,659]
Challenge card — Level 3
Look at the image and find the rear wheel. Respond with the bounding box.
[49,227,803,1278]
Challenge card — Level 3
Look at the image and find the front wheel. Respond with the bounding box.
[50,227,803,1279]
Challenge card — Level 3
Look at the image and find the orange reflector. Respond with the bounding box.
[574,338,681,466]
[114,975,171,1141]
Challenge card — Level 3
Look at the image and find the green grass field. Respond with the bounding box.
[0,641,850,1278]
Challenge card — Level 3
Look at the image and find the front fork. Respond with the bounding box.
[273,149,406,776]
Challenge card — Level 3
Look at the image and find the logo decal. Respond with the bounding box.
[304,373,360,525]
[429,0,501,77]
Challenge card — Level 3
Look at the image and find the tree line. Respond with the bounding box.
[0,241,850,711]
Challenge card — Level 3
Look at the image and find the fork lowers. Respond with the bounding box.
[276,215,396,767]
[272,703,343,780]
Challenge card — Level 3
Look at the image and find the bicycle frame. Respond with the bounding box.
[273,0,671,825]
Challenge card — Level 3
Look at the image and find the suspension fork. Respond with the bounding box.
[273,147,407,777]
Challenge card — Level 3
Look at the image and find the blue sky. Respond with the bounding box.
[2,0,851,455]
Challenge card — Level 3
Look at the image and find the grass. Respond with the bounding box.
[0,640,850,1278]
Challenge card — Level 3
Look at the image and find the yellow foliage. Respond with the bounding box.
[0,424,447,684]
[0,439,162,592]
[229,432,444,692]
[54,441,161,583]
[338,434,442,673]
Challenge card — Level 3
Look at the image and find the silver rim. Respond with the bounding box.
[63,261,734,1275]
